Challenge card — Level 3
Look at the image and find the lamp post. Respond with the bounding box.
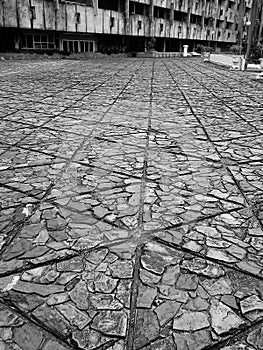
[244,20,251,58]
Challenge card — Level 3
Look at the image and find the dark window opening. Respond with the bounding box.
[190,14,202,25]
[74,41,78,53]
[66,0,93,5]
[75,12,81,24]
[110,17,115,27]
[138,20,142,29]
[129,2,147,15]
[98,0,118,11]
[160,23,164,32]
[154,6,170,19]
[174,10,188,21]
[30,6,36,20]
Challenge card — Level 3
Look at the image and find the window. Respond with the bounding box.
[138,21,142,30]
[30,6,36,20]
[98,0,118,11]
[160,23,164,32]
[75,12,81,24]
[110,17,115,28]
[22,33,55,50]
[63,40,95,53]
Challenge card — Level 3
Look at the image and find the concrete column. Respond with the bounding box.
[163,38,166,52]
[125,0,129,19]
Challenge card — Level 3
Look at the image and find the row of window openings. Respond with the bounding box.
[22,34,56,49]
[62,40,94,53]
[29,5,236,25]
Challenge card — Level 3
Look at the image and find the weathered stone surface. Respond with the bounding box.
[159,285,189,302]
[161,265,180,285]
[144,337,176,350]
[91,311,128,337]
[73,327,111,349]
[173,329,211,350]
[137,284,157,308]
[140,269,161,287]
[57,257,84,272]
[69,280,89,309]
[3,240,32,260]
[210,300,245,335]
[110,260,133,278]
[207,249,238,263]
[13,280,65,296]
[42,340,69,350]
[56,303,91,330]
[134,310,159,349]
[201,277,232,296]
[247,326,263,348]
[176,273,199,290]
[47,217,67,231]
[33,305,70,336]
[90,293,123,310]
[184,296,209,311]
[240,295,263,321]
[154,301,181,326]
[173,310,209,331]
[0,306,22,327]
[13,324,43,350]
[94,274,118,293]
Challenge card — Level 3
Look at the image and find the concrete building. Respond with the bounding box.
[0,0,253,53]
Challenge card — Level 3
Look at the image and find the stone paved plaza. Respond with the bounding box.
[0,58,263,350]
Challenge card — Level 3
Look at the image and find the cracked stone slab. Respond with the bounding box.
[0,303,71,350]
[134,241,263,349]
[0,247,134,349]
[47,164,141,229]
[144,156,244,230]
[156,208,263,275]
[0,202,132,274]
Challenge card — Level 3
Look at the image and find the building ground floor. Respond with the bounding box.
[0,27,234,54]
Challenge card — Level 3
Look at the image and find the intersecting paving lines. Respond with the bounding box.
[0,58,263,350]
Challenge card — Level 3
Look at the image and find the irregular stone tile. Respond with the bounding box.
[91,310,128,337]
[144,336,176,350]
[90,293,123,310]
[56,303,91,330]
[240,295,263,321]
[109,260,133,279]
[154,301,181,326]
[94,274,118,293]
[69,280,89,310]
[247,326,263,348]
[140,269,161,287]
[173,329,211,350]
[172,310,209,331]
[137,284,157,308]
[134,309,160,349]
[73,327,113,349]
[210,300,245,335]
[13,323,43,350]
[12,280,65,296]
[176,273,199,290]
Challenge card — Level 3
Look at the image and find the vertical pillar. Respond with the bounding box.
[163,38,166,52]
[246,0,258,59]
[93,0,98,16]
[125,0,129,18]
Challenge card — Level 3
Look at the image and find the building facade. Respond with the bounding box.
[0,0,254,53]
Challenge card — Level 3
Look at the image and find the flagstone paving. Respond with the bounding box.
[0,57,263,350]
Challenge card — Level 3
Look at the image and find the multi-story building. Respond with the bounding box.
[0,0,254,53]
